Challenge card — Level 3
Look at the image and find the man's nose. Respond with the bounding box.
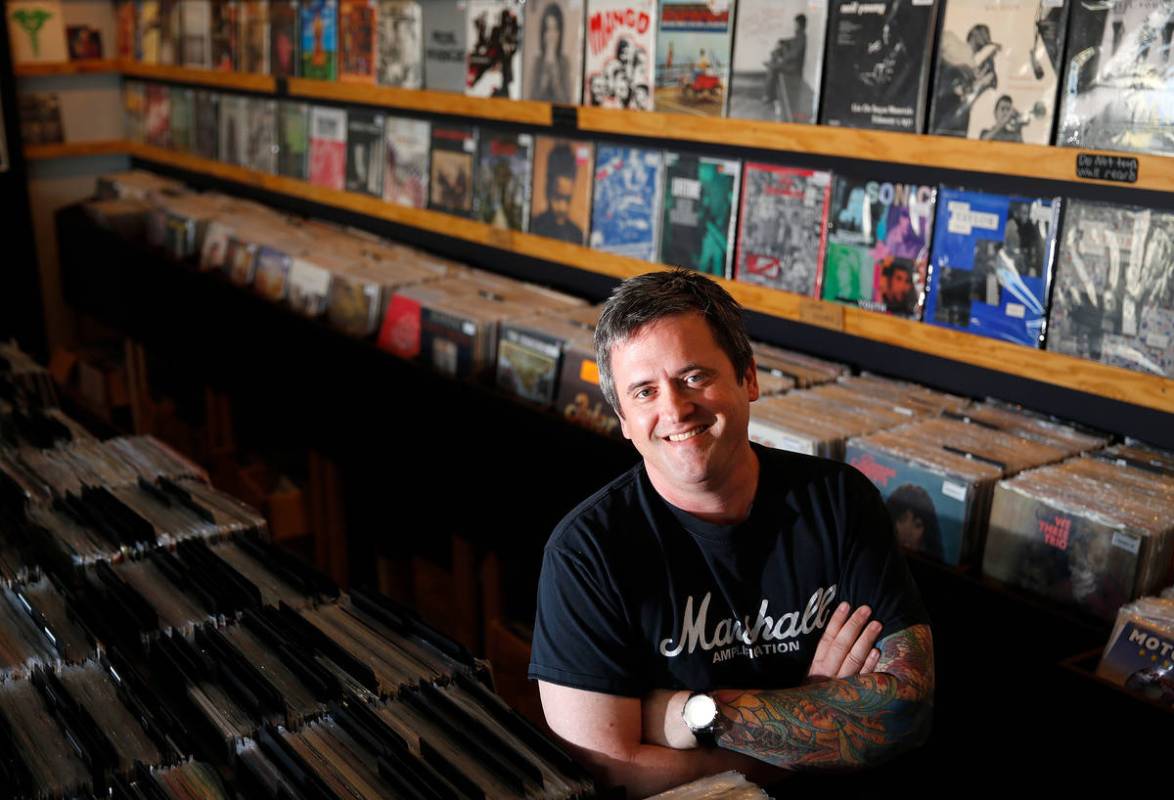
[659,381,695,422]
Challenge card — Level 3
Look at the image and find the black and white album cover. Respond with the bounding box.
[522,0,584,103]
[1056,0,1174,156]
[346,107,387,197]
[1048,199,1174,377]
[929,0,1068,145]
[378,0,423,88]
[727,0,827,123]
[820,0,940,132]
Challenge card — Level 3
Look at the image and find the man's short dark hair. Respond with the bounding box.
[594,269,754,414]
[545,142,577,199]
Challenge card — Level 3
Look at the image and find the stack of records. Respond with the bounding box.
[749,376,936,461]
[949,400,1108,456]
[983,447,1174,619]
[12,576,96,664]
[0,679,94,797]
[377,274,585,382]
[925,188,1061,347]
[1097,595,1174,709]
[0,583,59,679]
[0,342,59,410]
[96,169,184,203]
[144,192,229,261]
[497,306,600,409]
[750,341,848,394]
[1057,0,1174,156]
[1047,199,1174,378]
[834,374,970,417]
[84,195,153,240]
[846,416,1072,565]
[651,771,769,800]
[116,761,231,799]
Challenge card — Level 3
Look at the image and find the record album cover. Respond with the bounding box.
[531,136,594,245]
[822,177,936,318]
[123,80,145,143]
[589,143,663,260]
[66,24,104,60]
[193,89,220,159]
[18,92,63,146]
[655,0,733,117]
[497,326,564,405]
[254,244,293,302]
[145,83,171,149]
[139,0,160,63]
[278,101,310,178]
[377,0,422,87]
[301,0,339,79]
[158,0,181,64]
[180,0,212,67]
[727,0,826,123]
[1056,0,1174,156]
[847,442,976,565]
[211,0,240,69]
[116,0,136,59]
[7,1,68,63]
[346,107,387,196]
[309,106,347,189]
[984,485,1143,619]
[583,0,656,109]
[169,87,194,152]
[821,0,940,132]
[475,131,533,231]
[522,0,584,103]
[288,258,333,316]
[929,0,1068,145]
[733,163,831,295]
[270,0,299,76]
[423,0,469,92]
[246,98,278,173]
[465,0,522,97]
[242,0,271,73]
[340,0,378,82]
[219,95,249,165]
[925,187,1059,346]
[384,116,430,206]
[1048,199,1174,377]
[429,124,477,217]
[659,152,740,277]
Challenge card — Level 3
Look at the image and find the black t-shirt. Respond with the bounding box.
[528,444,930,697]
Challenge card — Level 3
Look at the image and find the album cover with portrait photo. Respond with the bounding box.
[531,136,594,245]
[522,0,584,103]
[377,0,423,88]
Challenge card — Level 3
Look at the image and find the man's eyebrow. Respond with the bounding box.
[624,363,712,393]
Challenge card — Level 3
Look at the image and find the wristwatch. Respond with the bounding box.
[681,691,726,747]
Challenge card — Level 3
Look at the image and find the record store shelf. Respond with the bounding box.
[112,62,1174,192]
[119,60,277,93]
[13,59,121,76]
[125,139,1174,415]
[25,140,133,160]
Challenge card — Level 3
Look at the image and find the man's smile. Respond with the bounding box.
[664,425,711,443]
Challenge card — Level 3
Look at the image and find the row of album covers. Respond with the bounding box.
[84,171,1174,637]
[0,344,600,800]
[122,82,1174,379]
[9,0,1173,157]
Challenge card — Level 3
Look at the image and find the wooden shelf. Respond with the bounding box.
[25,140,132,160]
[577,107,1174,193]
[286,78,552,126]
[14,59,120,76]
[126,141,1174,415]
[118,60,276,93]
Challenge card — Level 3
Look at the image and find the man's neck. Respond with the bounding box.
[646,445,760,526]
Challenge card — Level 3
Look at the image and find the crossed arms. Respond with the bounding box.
[539,604,934,798]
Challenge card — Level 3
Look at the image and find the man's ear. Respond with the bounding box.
[744,358,760,402]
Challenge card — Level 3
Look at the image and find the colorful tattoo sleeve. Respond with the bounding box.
[713,624,934,770]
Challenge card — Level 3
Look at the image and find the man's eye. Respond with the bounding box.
[635,388,653,400]
[685,374,705,385]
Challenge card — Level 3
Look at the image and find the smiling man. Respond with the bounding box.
[528,270,934,797]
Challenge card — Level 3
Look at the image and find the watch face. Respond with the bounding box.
[683,693,718,730]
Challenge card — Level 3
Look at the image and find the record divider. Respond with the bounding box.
[124,139,1174,415]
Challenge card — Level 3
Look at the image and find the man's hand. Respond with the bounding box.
[805,602,883,682]
[643,603,884,749]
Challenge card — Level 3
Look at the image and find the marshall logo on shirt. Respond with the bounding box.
[660,586,838,664]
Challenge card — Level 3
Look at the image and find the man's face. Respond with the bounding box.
[996,98,1013,123]
[550,175,574,222]
[610,313,758,494]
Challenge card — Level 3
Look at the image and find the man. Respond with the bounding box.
[878,257,917,314]
[529,270,933,797]
[532,142,585,245]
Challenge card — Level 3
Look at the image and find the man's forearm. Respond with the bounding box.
[713,625,935,770]
[567,740,787,799]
